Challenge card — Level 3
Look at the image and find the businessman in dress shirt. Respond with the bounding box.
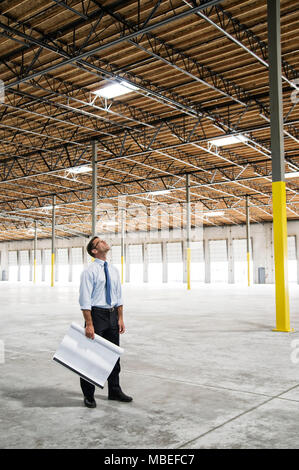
[79,236,132,408]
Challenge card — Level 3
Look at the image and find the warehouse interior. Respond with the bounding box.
[0,0,299,449]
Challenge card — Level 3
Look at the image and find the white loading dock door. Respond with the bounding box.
[129,244,143,284]
[43,249,51,282]
[57,248,69,283]
[209,240,228,283]
[288,236,297,283]
[148,243,162,283]
[33,249,42,282]
[72,247,83,283]
[167,242,183,282]
[190,241,205,282]
[19,250,30,281]
[233,239,253,284]
[8,251,18,281]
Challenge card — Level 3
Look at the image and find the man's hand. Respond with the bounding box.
[85,324,95,339]
[118,319,125,334]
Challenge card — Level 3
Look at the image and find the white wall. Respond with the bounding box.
[1,220,299,284]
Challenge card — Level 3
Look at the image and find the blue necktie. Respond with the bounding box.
[104,261,112,306]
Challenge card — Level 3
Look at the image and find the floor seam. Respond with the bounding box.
[175,382,299,448]
[124,369,293,399]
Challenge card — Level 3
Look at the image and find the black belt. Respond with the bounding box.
[92,306,116,313]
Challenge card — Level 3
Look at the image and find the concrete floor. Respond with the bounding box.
[0,281,299,449]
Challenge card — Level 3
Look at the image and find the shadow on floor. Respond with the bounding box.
[2,387,98,408]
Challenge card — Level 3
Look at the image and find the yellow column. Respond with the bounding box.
[272,181,293,332]
[51,252,55,287]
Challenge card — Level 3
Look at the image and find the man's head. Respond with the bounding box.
[87,237,110,259]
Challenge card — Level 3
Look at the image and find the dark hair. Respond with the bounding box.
[86,236,98,258]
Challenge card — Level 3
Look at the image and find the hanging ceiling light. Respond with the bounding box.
[68,166,92,174]
[93,81,139,99]
[204,211,225,217]
[285,171,299,178]
[104,220,118,226]
[209,135,248,146]
[148,189,172,196]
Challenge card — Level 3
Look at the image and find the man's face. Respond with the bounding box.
[92,238,110,256]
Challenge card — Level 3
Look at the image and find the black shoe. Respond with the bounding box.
[108,389,133,402]
[83,396,97,408]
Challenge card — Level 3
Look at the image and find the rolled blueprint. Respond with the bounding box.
[53,323,124,388]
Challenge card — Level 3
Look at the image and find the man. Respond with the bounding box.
[79,236,132,408]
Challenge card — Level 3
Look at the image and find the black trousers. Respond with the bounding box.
[80,306,121,398]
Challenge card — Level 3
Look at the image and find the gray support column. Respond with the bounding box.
[34,221,37,283]
[143,243,148,283]
[91,140,98,237]
[162,242,167,283]
[68,248,73,282]
[246,196,251,286]
[1,245,8,281]
[267,0,291,331]
[228,232,234,284]
[204,239,210,283]
[121,208,125,284]
[186,174,191,289]
[51,195,56,287]
[83,246,87,267]
[268,0,285,183]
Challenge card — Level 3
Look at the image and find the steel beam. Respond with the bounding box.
[91,140,98,236]
[51,195,56,287]
[245,195,251,287]
[186,173,191,290]
[267,0,292,333]
[34,220,37,283]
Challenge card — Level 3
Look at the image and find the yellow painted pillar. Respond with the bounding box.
[51,252,55,287]
[267,0,293,332]
[272,182,293,332]
[121,255,124,285]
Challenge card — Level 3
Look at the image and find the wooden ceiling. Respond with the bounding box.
[0,0,298,240]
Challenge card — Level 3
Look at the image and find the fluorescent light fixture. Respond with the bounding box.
[209,135,248,146]
[204,211,225,217]
[41,205,59,211]
[68,166,92,174]
[285,171,299,178]
[148,189,171,196]
[103,220,118,226]
[94,81,138,99]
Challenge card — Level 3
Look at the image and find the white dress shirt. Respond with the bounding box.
[79,259,123,310]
